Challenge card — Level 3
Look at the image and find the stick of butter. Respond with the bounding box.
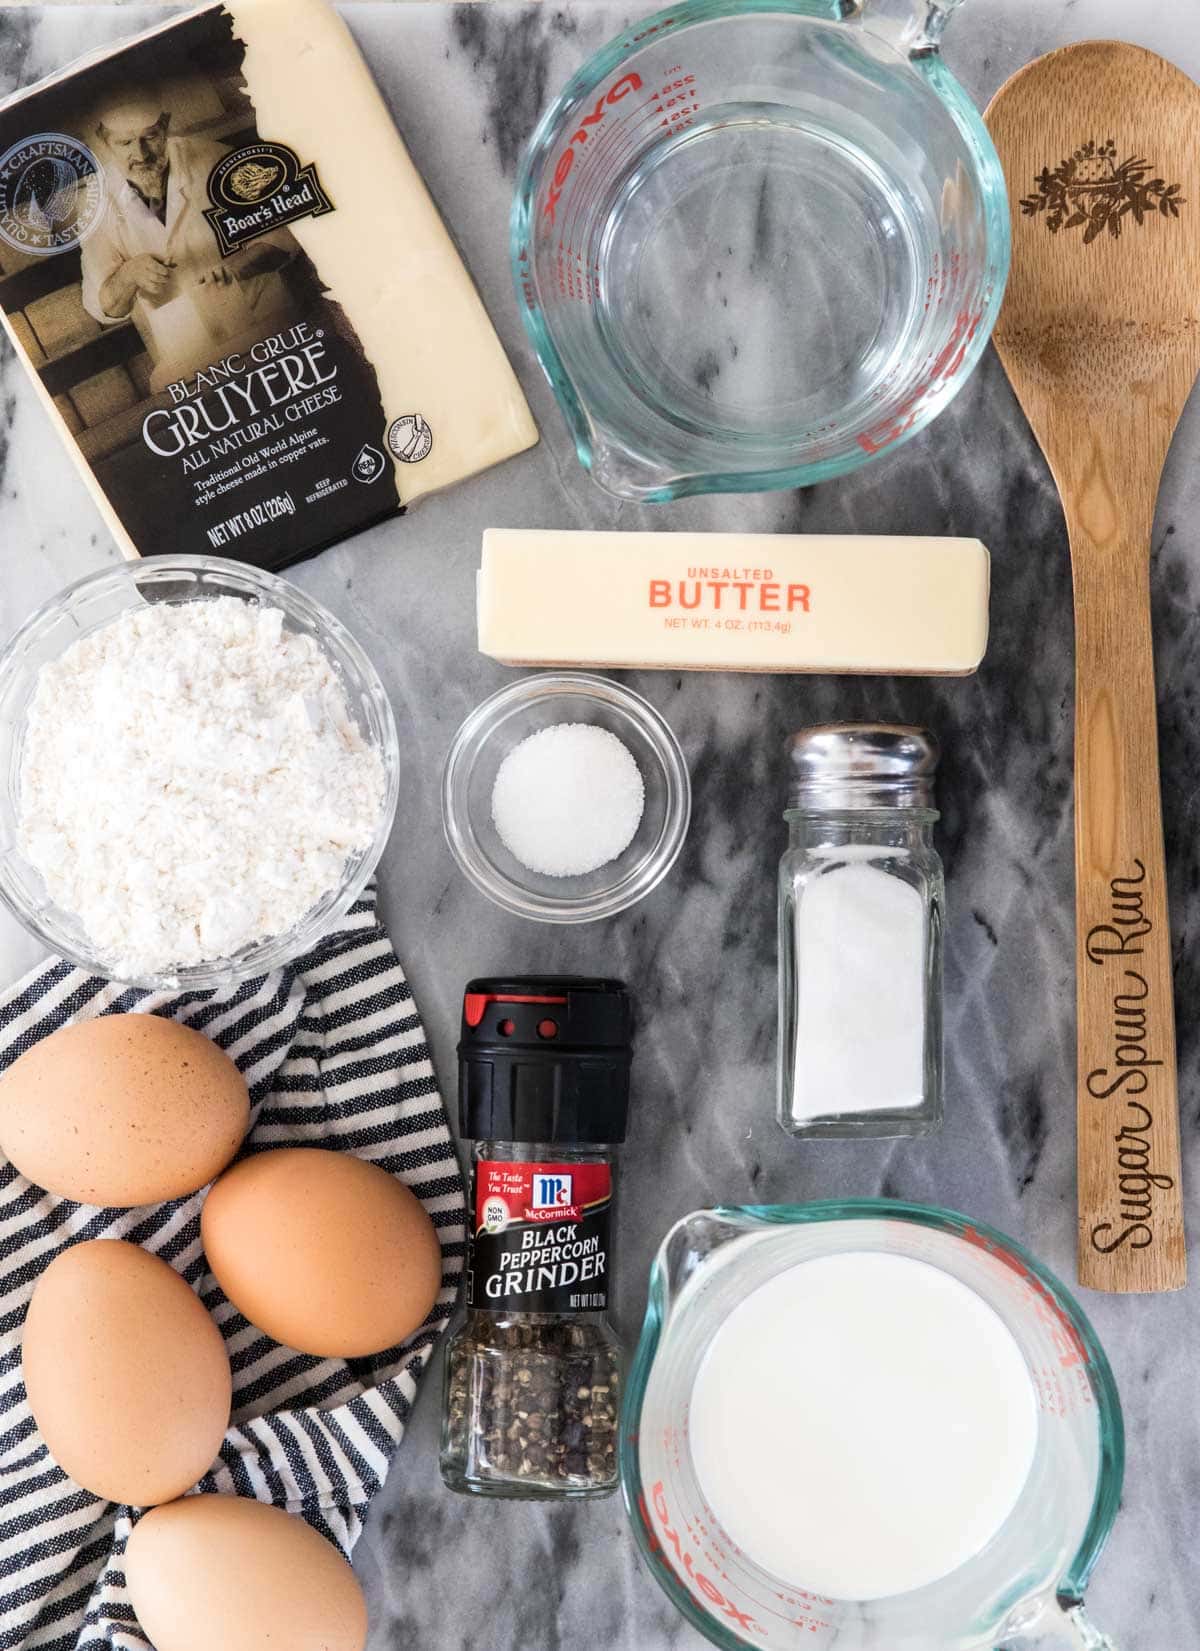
[0,0,537,569]
[479,531,990,675]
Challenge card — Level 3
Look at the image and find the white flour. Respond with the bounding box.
[18,597,386,979]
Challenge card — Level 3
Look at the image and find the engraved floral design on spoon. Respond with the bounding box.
[1020,139,1186,243]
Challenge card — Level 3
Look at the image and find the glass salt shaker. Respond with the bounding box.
[440,977,632,1499]
[778,725,944,1139]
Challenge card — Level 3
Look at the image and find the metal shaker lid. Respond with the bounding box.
[785,724,940,810]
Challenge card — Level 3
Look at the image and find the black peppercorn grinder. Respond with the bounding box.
[440,978,633,1499]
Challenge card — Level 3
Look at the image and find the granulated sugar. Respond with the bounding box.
[789,859,925,1118]
[491,723,644,877]
[18,597,386,979]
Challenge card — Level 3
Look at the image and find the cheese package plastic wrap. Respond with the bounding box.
[478,531,991,675]
[0,0,537,569]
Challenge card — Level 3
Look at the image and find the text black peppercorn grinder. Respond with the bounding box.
[439,977,632,1499]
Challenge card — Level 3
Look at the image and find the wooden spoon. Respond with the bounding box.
[986,42,1199,1293]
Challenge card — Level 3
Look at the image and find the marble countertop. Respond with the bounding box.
[2,2,1199,1647]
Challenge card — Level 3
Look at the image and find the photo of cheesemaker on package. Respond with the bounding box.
[0,0,537,570]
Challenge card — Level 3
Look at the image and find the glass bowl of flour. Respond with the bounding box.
[0,556,399,988]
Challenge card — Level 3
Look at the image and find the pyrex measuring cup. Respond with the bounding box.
[621,1201,1123,1651]
[512,0,1009,501]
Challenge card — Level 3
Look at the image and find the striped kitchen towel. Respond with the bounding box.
[0,885,466,1651]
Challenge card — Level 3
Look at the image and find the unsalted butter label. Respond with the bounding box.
[648,572,812,616]
[0,0,536,570]
[479,530,991,676]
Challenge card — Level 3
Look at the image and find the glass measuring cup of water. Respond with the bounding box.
[512,0,1009,500]
[621,1201,1123,1651]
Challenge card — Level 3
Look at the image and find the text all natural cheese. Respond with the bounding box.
[0,0,537,569]
[478,531,991,675]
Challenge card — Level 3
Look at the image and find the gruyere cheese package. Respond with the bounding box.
[479,531,990,675]
[0,0,537,569]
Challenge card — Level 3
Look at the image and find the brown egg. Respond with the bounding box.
[201,1148,441,1357]
[0,1013,249,1207]
[22,1240,231,1505]
[125,1495,368,1651]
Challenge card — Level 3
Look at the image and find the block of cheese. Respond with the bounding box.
[24,286,101,360]
[11,313,45,367]
[479,531,990,675]
[0,0,536,570]
[70,365,138,428]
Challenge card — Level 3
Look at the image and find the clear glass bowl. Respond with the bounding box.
[621,1200,1124,1651]
[511,0,1010,501]
[442,673,691,923]
[0,556,400,989]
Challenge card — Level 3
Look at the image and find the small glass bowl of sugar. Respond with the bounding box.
[442,674,690,923]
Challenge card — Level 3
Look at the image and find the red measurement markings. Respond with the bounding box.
[565,86,678,247]
[959,1223,1090,1375]
[642,1479,840,1643]
[652,68,700,143]
[541,61,699,300]
[561,99,651,270]
[547,84,662,303]
[538,61,701,258]
[658,72,699,122]
[553,75,703,303]
[629,15,680,44]
[857,302,984,454]
[922,249,948,314]
[515,241,533,311]
[553,103,663,301]
[642,1483,767,1639]
[539,70,645,228]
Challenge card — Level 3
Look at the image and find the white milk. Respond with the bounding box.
[688,1251,1039,1600]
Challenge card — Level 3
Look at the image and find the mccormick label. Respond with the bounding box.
[468,1160,612,1314]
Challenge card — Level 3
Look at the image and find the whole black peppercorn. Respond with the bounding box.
[439,979,632,1500]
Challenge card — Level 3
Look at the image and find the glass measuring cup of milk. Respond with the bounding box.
[621,1201,1123,1651]
[511,0,1009,500]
